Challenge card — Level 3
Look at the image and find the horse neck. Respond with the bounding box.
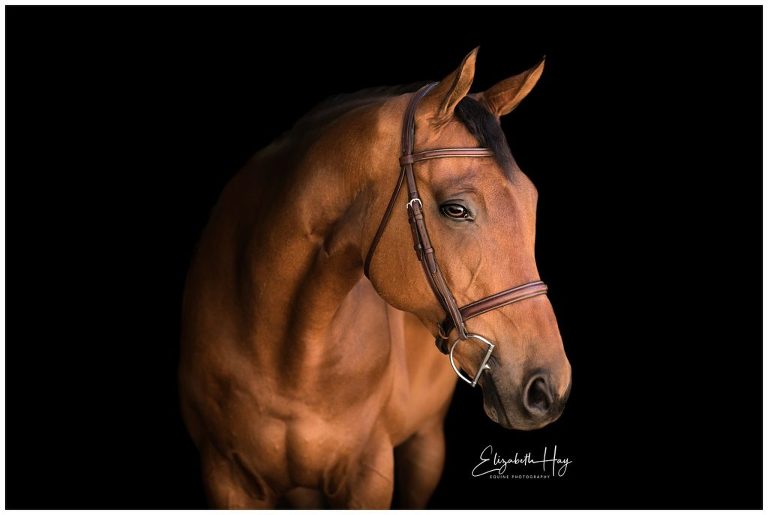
[240,100,401,368]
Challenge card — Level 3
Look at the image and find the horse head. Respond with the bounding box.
[365,49,571,430]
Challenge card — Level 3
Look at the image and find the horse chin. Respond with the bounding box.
[481,397,515,429]
[478,373,516,429]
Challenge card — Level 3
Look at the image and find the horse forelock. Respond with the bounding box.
[453,96,517,178]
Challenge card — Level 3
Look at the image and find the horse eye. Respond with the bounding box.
[440,203,470,219]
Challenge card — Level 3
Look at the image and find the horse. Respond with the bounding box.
[179,48,571,509]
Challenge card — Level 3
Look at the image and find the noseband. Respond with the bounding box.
[364,82,548,387]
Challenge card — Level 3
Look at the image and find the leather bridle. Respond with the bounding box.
[364,82,549,387]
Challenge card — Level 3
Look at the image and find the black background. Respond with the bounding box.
[7,6,762,509]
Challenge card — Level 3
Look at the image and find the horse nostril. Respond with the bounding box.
[524,375,554,415]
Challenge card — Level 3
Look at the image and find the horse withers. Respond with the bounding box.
[179,48,571,508]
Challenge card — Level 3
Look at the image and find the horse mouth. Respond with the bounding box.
[478,373,515,429]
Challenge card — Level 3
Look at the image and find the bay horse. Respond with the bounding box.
[179,48,571,509]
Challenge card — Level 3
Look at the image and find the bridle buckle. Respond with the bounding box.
[406,197,423,211]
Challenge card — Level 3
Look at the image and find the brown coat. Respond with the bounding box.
[179,48,570,508]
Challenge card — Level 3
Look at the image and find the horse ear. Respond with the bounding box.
[475,57,545,117]
[421,47,479,125]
